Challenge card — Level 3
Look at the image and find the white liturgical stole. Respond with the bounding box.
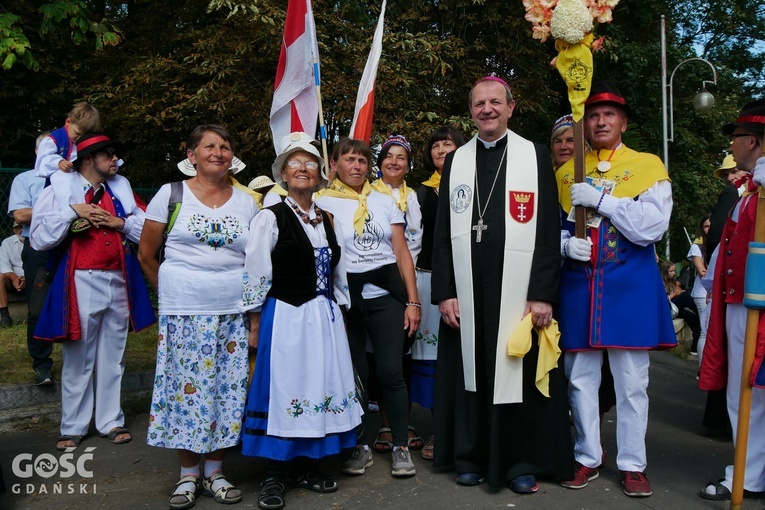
[447,129,539,404]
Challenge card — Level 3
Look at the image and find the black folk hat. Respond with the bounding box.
[585,80,631,118]
[75,133,124,160]
[721,99,765,136]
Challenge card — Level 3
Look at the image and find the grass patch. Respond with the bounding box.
[0,323,158,385]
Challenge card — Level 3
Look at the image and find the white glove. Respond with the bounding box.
[565,236,593,262]
[754,157,765,188]
[571,183,603,209]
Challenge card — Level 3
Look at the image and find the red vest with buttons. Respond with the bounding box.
[717,189,757,305]
[71,187,124,270]
[699,184,760,391]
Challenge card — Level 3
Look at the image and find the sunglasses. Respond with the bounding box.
[96,148,119,158]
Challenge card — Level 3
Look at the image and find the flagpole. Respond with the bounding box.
[313,59,332,181]
[304,0,331,180]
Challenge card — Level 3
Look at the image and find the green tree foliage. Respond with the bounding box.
[0,0,122,70]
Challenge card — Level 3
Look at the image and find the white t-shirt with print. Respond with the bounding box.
[146,181,259,315]
[316,191,404,300]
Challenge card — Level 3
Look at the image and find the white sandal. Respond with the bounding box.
[202,472,243,505]
[169,475,199,510]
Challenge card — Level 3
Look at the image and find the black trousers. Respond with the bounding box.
[22,238,53,372]
[346,294,409,446]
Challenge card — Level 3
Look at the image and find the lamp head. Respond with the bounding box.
[694,87,715,112]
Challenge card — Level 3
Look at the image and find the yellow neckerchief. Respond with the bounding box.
[370,178,410,212]
[273,183,288,196]
[315,178,371,236]
[556,144,670,213]
[693,236,703,245]
[507,314,561,398]
[229,175,262,204]
[420,170,441,192]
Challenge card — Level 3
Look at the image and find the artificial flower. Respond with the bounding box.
[551,0,593,44]
[533,24,553,42]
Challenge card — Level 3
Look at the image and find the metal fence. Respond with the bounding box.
[0,167,158,236]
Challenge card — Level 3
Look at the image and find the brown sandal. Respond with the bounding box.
[421,435,434,460]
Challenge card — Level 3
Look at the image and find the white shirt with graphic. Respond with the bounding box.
[146,181,259,315]
[316,191,404,300]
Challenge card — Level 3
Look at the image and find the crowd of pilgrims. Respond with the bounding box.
[29,80,765,510]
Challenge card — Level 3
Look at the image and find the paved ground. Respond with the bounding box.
[1,351,762,510]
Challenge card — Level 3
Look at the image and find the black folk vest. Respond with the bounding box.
[268,201,341,307]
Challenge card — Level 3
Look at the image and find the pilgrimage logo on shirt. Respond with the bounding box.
[353,211,383,252]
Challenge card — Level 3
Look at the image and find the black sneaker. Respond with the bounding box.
[34,370,54,386]
[0,315,12,328]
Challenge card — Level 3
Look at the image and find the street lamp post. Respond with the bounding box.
[661,14,718,260]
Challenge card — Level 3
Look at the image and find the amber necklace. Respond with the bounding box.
[287,197,323,226]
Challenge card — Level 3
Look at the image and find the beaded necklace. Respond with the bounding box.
[287,197,323,226]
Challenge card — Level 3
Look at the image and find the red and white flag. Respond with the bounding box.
[349,0,387,144]
[270,0,321,153]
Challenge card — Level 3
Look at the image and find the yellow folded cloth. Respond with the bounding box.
[507,314,562,398]
[229,176,262,205]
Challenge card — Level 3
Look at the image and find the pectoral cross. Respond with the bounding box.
[472,218,487,243]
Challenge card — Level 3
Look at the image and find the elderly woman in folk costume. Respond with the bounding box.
[367,134,425,456]
[240,132,362,510]
[315,138,421,478]
[411,126,466,461]
[139,124,259,509]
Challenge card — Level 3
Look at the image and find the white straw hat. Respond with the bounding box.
[248,175,277,191]
[271,132,326,187]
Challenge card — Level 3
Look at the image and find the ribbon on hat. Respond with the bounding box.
[370,178,411,212]
[738,115,765,124]
[506,313,562,398]
[316,178,371,236]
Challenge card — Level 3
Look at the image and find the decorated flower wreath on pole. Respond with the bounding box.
[523,0,619,237]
